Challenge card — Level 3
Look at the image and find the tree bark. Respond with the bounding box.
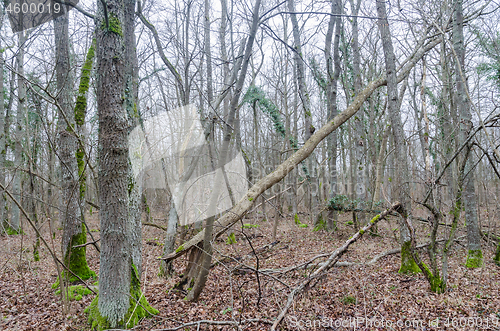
[288,0,317,216]
[0,21,8,233]
[349,0,367,225]
[325,0,341,231]
[54,12,94,284]
[87,1,158,327]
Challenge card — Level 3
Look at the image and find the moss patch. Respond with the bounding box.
[56,285,92,301]
[494,244,500,266]
[465,249,483,268]
[313,213,326,232]
[226,232,236,245]
[398,241,421,274]
[75,39,95,126]
[104,14,123,36]
[86,265,158,330]
[53,224,95,288]
[4,226,25,235]
[175,244,184,253]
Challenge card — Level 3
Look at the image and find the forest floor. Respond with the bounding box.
[1,207,500,331]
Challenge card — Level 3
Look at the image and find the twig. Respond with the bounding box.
[73,239,100,249]
[143,222,168,232]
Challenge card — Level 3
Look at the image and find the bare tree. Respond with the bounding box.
[376,0,420,274]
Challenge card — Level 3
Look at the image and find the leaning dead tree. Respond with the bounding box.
[163,32,442,276]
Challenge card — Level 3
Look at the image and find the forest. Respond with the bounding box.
[0,0,500,329]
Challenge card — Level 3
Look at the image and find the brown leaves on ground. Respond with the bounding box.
[1,211,499,330]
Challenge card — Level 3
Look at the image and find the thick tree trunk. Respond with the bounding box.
[376,0,420,274]
[87,1,157,328]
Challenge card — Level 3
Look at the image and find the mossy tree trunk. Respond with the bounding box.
[375,0,419,274]
[54,13,94,284]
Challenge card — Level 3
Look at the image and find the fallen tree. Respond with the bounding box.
[163,33,442,263]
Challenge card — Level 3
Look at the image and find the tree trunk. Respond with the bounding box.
[349,0,367,225]
[11,31,26,234]
[54,13,94,284]
[452,0,482,268]
[0,25,8,234]
[185,0,262,302]
[376,0,420,274]
[288,0,316,216]
[325,0,341,231]
[87,1,158,328]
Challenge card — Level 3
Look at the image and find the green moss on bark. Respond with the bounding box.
[53,224,95,287]
[465,249,483,268]
[494,244,500,266]
[419,263,445,293]
[398,241,421,274]
[102,14,123,36]
[313,213,326,231]
[86,265,158,330]
[75,40,95,126]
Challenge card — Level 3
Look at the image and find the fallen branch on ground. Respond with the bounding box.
[270,202,401,330]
